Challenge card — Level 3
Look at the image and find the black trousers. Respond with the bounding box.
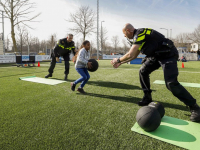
[48,54,70,75]
[139,56,196,106]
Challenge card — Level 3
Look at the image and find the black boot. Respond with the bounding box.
[138,92,152,106]
[45,73,52,78]
[64,75,68,81]
[190,103,200,122]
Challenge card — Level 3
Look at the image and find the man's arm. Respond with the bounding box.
[72,42,76,56]
[111,44,140,65]
[53,40,61,62]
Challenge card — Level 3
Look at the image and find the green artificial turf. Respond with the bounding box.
[0,60,200,150]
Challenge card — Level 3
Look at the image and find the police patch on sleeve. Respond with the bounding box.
[133,35,138,42]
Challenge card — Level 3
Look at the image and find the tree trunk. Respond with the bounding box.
[10,0,18,53]
[83,33,86,41]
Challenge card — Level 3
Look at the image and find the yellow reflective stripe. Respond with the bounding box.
[146,30,151,35]
[65,47,74,50]
[59,45,64,49]
[138,29,146,36]
[138,42,145,51]
[137,35,145,42]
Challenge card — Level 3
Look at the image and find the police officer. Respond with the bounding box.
[111,23,200,122]
[45,34,76,80]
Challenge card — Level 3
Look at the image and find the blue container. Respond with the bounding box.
[130,58,143,64]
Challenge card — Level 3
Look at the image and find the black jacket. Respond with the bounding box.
[54,38,76,57]
[132,28,178,58]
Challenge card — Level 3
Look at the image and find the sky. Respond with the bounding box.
[1,0,200,47]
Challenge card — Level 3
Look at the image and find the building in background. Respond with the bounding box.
[191,43,200,52]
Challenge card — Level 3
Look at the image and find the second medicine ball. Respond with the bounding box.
[148,102,165,118]
[87,59,99,72]
[136,106,161,132]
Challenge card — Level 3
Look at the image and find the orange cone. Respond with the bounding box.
[38,62,40,67]
[24,64,27,67]
[98,59,99,61]
[182,62,184,68]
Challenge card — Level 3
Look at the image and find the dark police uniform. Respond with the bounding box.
[48,38,76,76]
[132,28,196,107]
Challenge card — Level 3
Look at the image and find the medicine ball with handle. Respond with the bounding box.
[148,102,165,118]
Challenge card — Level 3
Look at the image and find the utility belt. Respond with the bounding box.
[155,39,173,55]
[154,39,178,59]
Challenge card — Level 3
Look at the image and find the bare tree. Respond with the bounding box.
[122,39,130,54]
[111,35,120,53]
[24,30,32,55]
[44,34,57,54]
[16,25,27,54]
[90,40,96,57]
[5,34,11,51]
[67,6,96,41]
[31,37,40,53]
[174,33,190,51]
[100,26,108,54]
[50,34,57,50]
[188,24,200,44]
[0,0,41,52]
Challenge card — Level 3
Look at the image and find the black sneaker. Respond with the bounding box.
[190,104,200,122]
[138,92,152,106]
[45,73,52,78]
[77,88,86,94]
[71,82,76,91]
[64,75,68,81]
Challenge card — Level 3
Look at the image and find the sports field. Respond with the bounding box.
[0,60,200,150]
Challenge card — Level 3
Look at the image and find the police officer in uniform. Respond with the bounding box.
[111,23,200,122]
[45,34,76,80]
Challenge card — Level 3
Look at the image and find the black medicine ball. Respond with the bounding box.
[87,59,99,72]
[148,102,165,118]
[136,106,161,132]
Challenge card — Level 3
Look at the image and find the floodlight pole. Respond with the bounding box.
[101,21,104,53]
[97,0,99,60]
[160,28,168,38]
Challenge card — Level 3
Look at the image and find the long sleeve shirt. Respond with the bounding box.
[75,48,90,68]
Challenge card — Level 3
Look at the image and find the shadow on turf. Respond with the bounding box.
[87,81,142,90]
[80,92,189,112]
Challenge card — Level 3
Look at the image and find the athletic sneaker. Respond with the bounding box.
[138,92,152,106]
[71,82,76,91]
[190,103,200,122]
[77,88,86,94]
[45,73,52,78]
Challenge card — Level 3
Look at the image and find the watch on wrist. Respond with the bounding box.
[117,58,121,63]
